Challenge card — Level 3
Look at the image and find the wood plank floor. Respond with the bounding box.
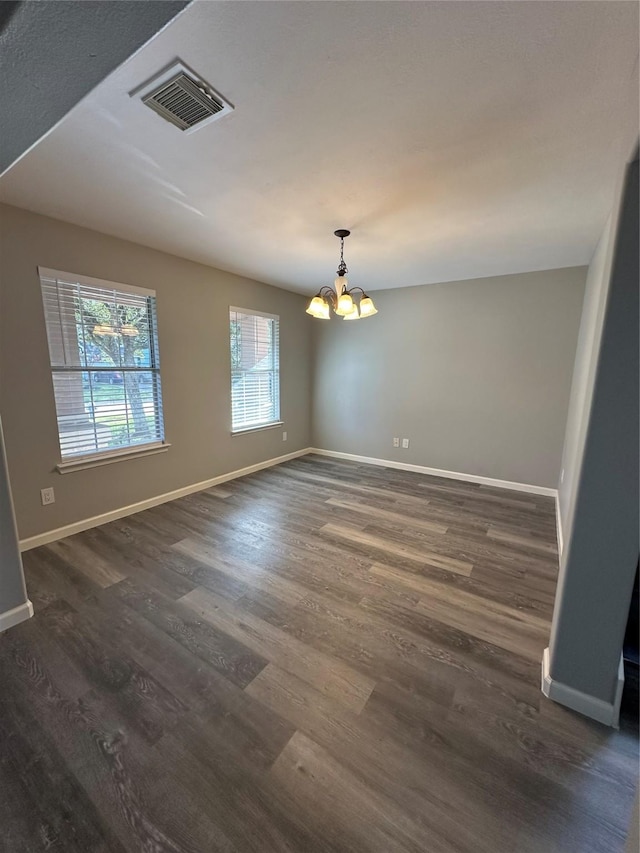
[1,455,638,852]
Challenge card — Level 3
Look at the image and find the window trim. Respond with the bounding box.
[39,266,167,464]
[229,305,281,434]
[231,421,284,437]
[39,267,156,298]
[229,305,280,322]
[56,442,171,474]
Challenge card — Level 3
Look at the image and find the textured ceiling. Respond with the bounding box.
[0,0,188,175]
[0,0,637,293]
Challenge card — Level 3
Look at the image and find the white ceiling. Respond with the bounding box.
[0,0,188,174]
[1,0,638,294]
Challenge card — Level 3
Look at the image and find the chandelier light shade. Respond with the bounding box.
[359,296,378,317]
[336,291,354,316]
[306,230,378,321]
[306,296,330,319]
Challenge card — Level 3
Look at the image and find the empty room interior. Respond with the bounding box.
[1,1,639,851]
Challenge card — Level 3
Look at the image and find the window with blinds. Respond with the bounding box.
[230,307,280,432]
[39,268,165,461]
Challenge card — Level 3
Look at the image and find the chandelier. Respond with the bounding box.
[93,323,139,337]
[306,230,378,320]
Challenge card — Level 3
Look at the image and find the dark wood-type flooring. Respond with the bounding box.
[1,455,638,852]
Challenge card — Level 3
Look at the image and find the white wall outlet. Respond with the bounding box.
[282,431,287,441]
[393,437,400,447]
[41,487,55,506]
[402,438,410,449]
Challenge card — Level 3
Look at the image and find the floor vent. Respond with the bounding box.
[131,61,233,133]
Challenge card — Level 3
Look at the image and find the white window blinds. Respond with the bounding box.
[39,268,165,460]
[230,307,280,432]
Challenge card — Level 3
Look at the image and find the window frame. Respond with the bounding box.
[38,267,168,470]
[229,306,281,435]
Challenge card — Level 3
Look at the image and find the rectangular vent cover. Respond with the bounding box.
[132,61,233,133]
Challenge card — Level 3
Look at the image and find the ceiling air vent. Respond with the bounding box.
[131,61,233,133]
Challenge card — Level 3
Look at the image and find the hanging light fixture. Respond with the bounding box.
[306,230,378,321]
[93,322,140,337]
[92,324,120,336]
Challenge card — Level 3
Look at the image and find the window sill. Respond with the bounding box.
[56,442,171,474]
[231,421,284,436]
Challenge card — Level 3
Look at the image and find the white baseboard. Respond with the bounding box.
[541,647,625,728]
[0,600,34,633]
[19,447,312,551]
[18,445,558,550]
[555,495,564,557]
[309,448,557,497]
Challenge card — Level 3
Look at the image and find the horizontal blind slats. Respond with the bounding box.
[230,309,280,431]
[41,272,165,460]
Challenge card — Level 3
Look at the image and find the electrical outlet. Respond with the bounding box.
[282,431,287,441]
[41,487,55,506]
[392,437,400,447]
[402,438,410,449]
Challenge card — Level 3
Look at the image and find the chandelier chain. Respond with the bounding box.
[337,236,348,276]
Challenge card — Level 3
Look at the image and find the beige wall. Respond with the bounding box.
[312,267,586,488]
[0,203,312,541]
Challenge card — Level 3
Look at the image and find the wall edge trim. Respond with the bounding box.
[0,600,34,633]
[555,494,564,556]
[19,447,313,551]
[308,448,557,497]
[541,647,625,728]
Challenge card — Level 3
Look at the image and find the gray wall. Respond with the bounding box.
[548,152,639,703]
[557,216,616,537]
[0,204,312,541]
[0,415,28,614]
[0,0,189,174]
[312,268,586,488]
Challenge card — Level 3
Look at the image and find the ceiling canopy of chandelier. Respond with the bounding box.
[306,230,378,321]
